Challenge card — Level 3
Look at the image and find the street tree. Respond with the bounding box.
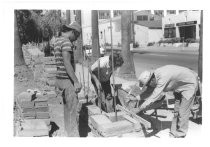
[14,10,25,66]
[118,10,136,79]
[91,10,100,62]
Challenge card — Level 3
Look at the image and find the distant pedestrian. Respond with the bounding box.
[54,22,82,137]
[89,54,124,112]
[131,65,199,138]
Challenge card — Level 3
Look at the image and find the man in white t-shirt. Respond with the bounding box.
[89,54,123,112]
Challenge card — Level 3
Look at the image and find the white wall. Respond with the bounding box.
[134,25,149,47]
[82,12,163,47]
[148,29,163,43]
[162,10,201,39]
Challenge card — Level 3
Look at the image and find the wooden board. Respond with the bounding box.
[116,105,151,129]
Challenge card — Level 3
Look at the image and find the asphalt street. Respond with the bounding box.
[133,51,198,77]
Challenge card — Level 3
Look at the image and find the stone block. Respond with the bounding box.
[46,91,57,98]
[98,120,134,137]
[87,105,101,116]
[36,112,50,119]
[44,68,57,74]
[89,115,112,131]
[35,101,48,108]
[18,119,49,137]
[20,101,34,108]
[22,108,35,113]
[17,92,33,103]
[22,111,36,119]
[36,107,49,112]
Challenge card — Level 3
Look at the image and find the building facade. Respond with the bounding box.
[162,10,200,40]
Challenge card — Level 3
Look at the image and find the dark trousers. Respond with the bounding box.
[91,78,113,112]
[55,79,80,137]
[170,92,195,137]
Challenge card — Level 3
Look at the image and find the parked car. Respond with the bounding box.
[83,45,105,58]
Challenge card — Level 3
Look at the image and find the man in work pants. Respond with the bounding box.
[89,54,124,112]
[129,65,198,138]
[54,22,82,137]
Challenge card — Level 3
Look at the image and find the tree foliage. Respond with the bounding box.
[15,10,66,44]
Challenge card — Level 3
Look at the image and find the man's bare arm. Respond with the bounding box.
[62,50,79,83]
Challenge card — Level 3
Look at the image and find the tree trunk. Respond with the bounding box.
[118,10,136,79]
[198,10,203,82]
[91,10,100,62]
[14,11,25,66]
[75,10,83,63]
[66,10,71,24]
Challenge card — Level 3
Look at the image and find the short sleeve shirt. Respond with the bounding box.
[91,56,112,82]
[54,37,75,79]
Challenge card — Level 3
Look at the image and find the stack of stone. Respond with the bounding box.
[16,91,50,120]
[15,90,51,137]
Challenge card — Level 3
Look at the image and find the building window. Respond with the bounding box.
[137,15,148,21]
[113,10,122,17]
[154,10,164,17]
[164,27,176,38]
[150,16,154,21]
[179,10,186,13]
[167,10,176,15]
[98,10,110,19]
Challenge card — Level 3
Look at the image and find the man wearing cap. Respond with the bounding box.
[131,65,198,138]
[54,22,82,137]
[89,54,124,112]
